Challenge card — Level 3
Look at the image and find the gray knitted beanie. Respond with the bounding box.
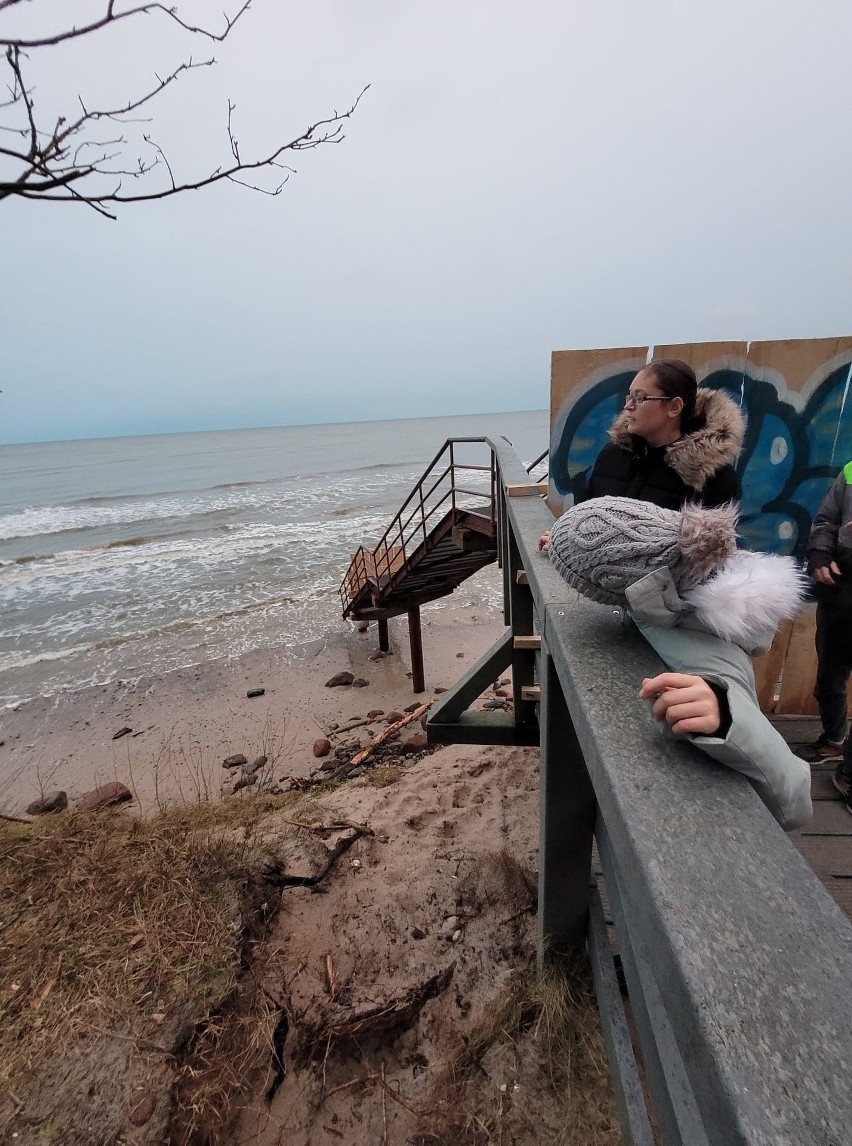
[548,496,739,606]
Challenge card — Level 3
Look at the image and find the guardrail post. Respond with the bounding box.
[377,619,389,652]
[537,646,596,964]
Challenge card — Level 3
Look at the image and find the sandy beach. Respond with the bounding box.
[0,601,509,817]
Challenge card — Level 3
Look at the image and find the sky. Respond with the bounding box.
[2,0,851,444]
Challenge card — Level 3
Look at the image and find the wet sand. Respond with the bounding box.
[0,603,507,816]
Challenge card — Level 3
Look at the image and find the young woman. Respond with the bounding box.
[540,359,744,552]
[587,358,743,510]
[545,495,812,831]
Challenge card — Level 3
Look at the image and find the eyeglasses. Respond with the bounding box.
[624,394,673,408]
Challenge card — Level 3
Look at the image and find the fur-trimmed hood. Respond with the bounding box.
[625,550,808,656]
[609,387,745,491]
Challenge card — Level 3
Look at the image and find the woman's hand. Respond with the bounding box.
[812,560,842,586]
[538,530,551,552]
[639,672,721,736]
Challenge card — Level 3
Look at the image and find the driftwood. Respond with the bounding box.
[279,817,374,837]
[332,717,377,736]
[301,963,455,1054]
[288,704,432,791]
[348,704,430,769]
[0,810,34,825]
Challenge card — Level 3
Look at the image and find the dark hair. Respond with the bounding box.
[645,359,698,427]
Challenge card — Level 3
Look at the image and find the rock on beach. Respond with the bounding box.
[26,790,68,816]
[77,782,133,812]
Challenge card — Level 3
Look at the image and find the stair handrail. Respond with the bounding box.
[340,437,497,613]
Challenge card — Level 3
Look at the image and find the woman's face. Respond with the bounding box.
[624,368,683,445]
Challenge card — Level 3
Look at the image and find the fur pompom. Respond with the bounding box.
[682,551,808,644]
[678,502,739,585]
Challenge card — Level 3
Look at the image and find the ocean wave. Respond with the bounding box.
[1,512,391,586]
[210,478,281,491]
[106,536,149,548]
[12,553,52,565]
[0,474,403,543]
[0,596,301,674]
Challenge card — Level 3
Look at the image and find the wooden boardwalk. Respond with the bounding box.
[778,716,852,921]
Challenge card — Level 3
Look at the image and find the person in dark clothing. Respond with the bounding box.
[586,359,743,510]
[805,461,852,811]
[540,359,744,551]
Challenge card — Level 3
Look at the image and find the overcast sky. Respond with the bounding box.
[2,0,850,444]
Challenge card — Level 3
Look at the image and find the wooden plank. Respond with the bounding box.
[515,569,529,585]
[797,801,852,837]
[751,618,793,711]
[820,878,852,918]
[775,608,819,715]
[746,336,852,393]
[791,838,852,888]
[514,634,541,650]
[506,481,548,497]
[651,341,748,378]
[521,685,541,702]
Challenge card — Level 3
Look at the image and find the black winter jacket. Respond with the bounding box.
[585,387,743,510]
[806,462,852,604]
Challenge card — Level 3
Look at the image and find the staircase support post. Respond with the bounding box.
[408,606,425,694]
[378,618,390,652]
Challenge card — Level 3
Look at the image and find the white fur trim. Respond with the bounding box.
[682,551,808,645]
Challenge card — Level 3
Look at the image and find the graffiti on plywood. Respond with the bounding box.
[548,338,852,559]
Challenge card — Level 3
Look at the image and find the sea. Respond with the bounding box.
[0,411,548,707]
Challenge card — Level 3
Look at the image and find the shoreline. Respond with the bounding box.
[0,601,506,817]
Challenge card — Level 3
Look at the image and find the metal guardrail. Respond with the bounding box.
[339,437,497,615]
[429,435,852,1145]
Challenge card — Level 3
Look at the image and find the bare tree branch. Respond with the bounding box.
[1,1,253,50]
[0,2,367,218]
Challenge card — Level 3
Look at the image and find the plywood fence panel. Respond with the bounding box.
[751,619,794,711]
[774,607,819,715]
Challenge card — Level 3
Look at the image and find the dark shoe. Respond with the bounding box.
[832,765,852,799]
[806,734,844,762]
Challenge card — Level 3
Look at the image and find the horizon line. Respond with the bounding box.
[0,405,549,448]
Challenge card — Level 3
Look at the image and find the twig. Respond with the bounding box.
[278,817,374,837]
[324,953,337,1001]
[0,809,33,824]
[321,1073,376,1100]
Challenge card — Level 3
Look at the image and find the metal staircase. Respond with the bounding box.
[340,438,499,621]
[339,436,547,691]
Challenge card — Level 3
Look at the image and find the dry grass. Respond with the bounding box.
[433,951,618,1145]
[0,791,305,1141]
[360,763,404,788]
[148,712,289,810]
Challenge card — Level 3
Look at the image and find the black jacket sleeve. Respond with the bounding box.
[806,473,845,571]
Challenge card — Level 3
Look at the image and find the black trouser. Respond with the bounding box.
[814,597,852,775]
